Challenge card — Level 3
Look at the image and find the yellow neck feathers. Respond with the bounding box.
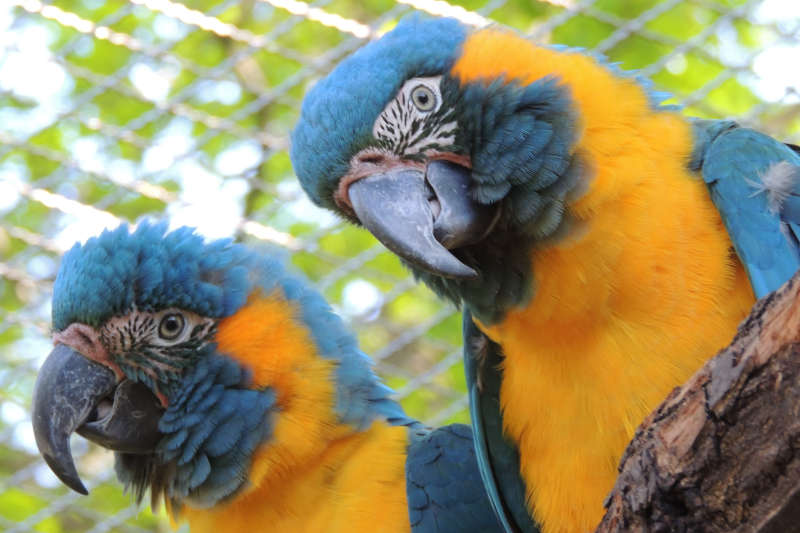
[457,28,754,533]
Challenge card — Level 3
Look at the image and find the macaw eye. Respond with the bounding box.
[410,85,436,112]
[158,313,185,340]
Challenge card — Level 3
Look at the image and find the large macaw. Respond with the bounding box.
[31,223,502,533]
[290,16,800,533]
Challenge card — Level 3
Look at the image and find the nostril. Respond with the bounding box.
[52,322,121,378]
[76,330,92,347]
[358,153,385,165]
[66,324,100,355]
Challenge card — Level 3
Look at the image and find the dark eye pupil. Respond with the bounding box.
[159,313,184,339]
[412,86,434,110]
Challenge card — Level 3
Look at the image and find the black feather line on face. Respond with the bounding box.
[106,314,219,510]
[98,312,220,510]
[372,77,462,158]
[100,311,216,391]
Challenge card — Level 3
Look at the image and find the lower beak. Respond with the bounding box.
[32,344,163,495]
[348,160,497,279]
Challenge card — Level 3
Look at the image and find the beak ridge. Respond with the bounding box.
[348,161,495,280]
[32,344,164,495]
[428,160,498,249]
[32,343,117,494]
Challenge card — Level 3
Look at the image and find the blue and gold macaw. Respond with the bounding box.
[290,16,800,533]
[31,223,501,533]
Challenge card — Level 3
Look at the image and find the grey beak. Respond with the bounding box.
[32,344,162,495]
[348,160,496,279]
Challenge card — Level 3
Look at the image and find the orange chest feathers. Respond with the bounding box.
[176,293,411,533]
[457,28,755,533]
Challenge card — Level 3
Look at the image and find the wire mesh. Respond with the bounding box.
[0,0,798,530]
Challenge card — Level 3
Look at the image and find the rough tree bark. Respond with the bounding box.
[597,272,800,533]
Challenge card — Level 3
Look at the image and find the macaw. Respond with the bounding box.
[290,16,800,533]
[31,223,502,533]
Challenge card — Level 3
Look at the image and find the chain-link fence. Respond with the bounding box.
[0,0,798,531]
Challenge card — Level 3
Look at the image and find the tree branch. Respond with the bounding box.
[597,271,800,533]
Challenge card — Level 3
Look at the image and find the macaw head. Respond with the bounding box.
[33,222,407,510]
[291,16,585,322]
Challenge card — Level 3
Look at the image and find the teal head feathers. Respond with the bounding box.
[35,223,411,509]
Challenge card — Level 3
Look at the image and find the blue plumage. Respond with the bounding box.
[400,74,583,326]
[53,222,251,330]
[53,223,500,530]
[53,222,411,432]
[118,351,276,508]
[690,119,800,297]
[463,314,539,533]
[406,424,504,533]
[291,16,467,209]
[293,18,586,326]
[279,271,416,430]
[457,77,577,217]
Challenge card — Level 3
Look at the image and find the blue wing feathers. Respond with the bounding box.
[406,424,503,533]
[463,314,541,533]
[691,119,800,297]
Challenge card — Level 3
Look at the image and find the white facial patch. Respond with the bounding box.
[372,76,457,155]
[99,308,216,376]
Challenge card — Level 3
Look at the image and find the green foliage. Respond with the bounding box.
[318,226,375,257]
[488,0,555,30]
[552,14,616,48]
[0,488,52,523]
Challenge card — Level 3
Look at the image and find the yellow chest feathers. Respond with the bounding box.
[459,28,755,533]
[180,421,411,533]
[176,294,411,533]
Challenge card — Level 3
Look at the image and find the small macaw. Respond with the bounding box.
[290,16,800,533]
[31,223,501,533]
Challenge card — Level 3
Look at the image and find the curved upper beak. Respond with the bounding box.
[347,160,498,279]
[32,344,163,495]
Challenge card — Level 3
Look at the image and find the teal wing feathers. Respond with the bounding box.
[691,118,800,298]
[463,313,540,533]
[406,423,503,533]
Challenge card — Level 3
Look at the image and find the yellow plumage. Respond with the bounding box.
[177,293,411,533]
[454,28,754,533]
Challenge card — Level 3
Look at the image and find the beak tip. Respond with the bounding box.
[350,170,483,282]
[32,343,117,497]
[41,452,88,495]
[439,262,479,281]
[70,481,90,496]
[462,268,480,280]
